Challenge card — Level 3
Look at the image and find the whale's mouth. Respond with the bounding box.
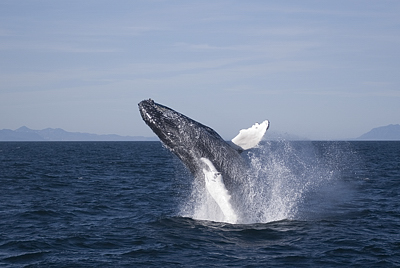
[138,99,165,129]
[138,99,155,122]
[139,99,182,125]
[138,99,183,147]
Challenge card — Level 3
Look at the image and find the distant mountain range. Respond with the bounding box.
[357,124,400,140]
[0,126,158,141]
[1,124,399,141]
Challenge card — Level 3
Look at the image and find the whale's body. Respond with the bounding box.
[138,99,269,223]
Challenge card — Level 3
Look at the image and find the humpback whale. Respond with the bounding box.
[138,99,269,223]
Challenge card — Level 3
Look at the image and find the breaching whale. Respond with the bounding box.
[138,99,269,223]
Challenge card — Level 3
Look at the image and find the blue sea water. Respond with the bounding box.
[0,141,399,267]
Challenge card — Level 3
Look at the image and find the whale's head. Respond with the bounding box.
[138,98,243,177]
[138,99,194,149]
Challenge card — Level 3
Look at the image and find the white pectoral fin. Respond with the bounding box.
[231,120,269,151]
[200,158,237,224]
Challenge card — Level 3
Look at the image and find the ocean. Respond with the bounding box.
[0,141,399,267]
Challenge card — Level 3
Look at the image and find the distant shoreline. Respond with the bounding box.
[1,124,400,141]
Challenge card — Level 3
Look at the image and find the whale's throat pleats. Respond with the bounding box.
[200,158,238,224]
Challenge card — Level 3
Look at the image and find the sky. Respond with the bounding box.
[1,1,399,140]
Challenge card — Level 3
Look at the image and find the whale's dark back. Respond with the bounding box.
[138,99,246,190]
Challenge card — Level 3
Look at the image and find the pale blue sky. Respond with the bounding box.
[1,1,399,140]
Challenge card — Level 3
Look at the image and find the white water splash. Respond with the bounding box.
[180,140,351,224]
